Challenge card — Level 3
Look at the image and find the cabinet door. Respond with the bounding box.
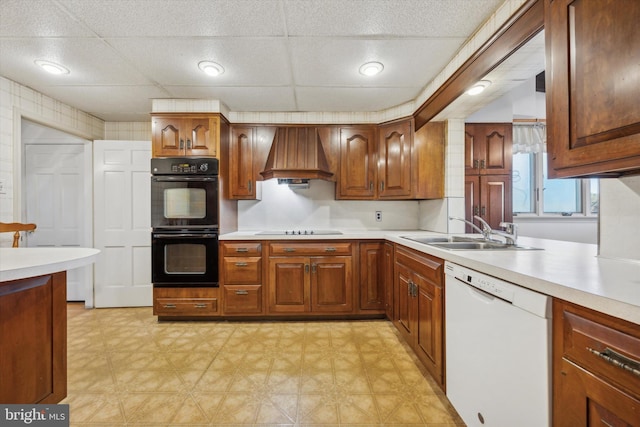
[479,175,513,230]
[383,243,394,319]
[311,256,353,313]
[415,272,443,387]
[359,242,385,311]
[268,257,309,313]
[464,175,481,233]
[545,0,640,178]
[186,117,216,157]
[152,117,184,157]
[338,127,377,199]
[394,263,415,345]
[465,123,512,175]
[229,126,256,199]
[378,120,412,198]
[554,359,640,427]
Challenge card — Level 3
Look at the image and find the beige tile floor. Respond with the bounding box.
[63,303,464,426]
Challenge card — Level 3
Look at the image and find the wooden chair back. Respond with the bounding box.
[0,222,37,247]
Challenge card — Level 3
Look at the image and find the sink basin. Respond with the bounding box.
[401,235,541,251]
[401,235,484,244]
[430,241,540,250]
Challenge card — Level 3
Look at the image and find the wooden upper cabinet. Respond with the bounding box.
[378,120,412,198]
[337,119,443,200]
[337,126,377,199]
[152,114,219,157]
[465,123,512,175]
[229,126,256,199]
[545,0,640,178]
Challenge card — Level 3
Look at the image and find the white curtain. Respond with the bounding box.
[513,123,546,154]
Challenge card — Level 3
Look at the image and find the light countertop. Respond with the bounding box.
[221,230,640,325]
[0,247,100,282]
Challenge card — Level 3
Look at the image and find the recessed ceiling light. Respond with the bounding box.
[198,61,224,76]
[359,61,384,76]
[467,80,492,96]
[35,60,69,75]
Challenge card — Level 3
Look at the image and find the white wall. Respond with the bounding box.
[238,179,420,231]
[599,176,640,261]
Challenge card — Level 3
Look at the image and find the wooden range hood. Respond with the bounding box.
[260,127,334,181]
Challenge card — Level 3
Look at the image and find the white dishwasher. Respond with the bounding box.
[445,261,552,427]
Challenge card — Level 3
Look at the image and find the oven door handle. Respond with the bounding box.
[152,176,217,182]
[153,233,218,238]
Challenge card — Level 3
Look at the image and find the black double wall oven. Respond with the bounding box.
[151,157,219,288]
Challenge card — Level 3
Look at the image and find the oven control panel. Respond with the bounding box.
[151,157,219,175]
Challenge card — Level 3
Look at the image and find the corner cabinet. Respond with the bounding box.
[393,244,445,389]
[267,242,354,314]
[552,299,640,427]
[544,0,640,178]
[152,114,219,158]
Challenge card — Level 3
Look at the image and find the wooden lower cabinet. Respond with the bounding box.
[0,272,67,404]
[393,244,444,389]
[268,242,354,315]
[153,287,220,318]
[553,299,640,427]
[221,241,264,315]
[359,241,385,312]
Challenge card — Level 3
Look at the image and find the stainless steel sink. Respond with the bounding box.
[401,235,541,251]
[401,235,484,244]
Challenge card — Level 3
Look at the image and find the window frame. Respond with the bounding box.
[513,152,599,218]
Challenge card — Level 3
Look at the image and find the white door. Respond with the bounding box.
[24,144,92,302]
[93,140,152,307]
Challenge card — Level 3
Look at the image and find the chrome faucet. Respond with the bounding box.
[449,216,489,239]
[449,216,518,245]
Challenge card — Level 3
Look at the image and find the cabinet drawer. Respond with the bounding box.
[154,297,218,316]
[223,257,261,284]
[223,285,263,314]
[394,245,443,285]
[269,242,352,256]
[222,242,262,256]
[558,301,640,396]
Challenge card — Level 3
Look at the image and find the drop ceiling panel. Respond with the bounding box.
[164,86,297,112]
[56,0,286,37]
[107,38,293,86]
[0,0,94,37]
[41,85,168,118]
[0,38,153,86]
[296,86,418,112]
[0,0,540,121]
[283,0,504,37]
[289,37,465,87]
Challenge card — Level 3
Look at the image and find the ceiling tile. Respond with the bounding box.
[289,37,465,87]
[41,84,168,116]
[107,37,292,86]
[0,38,154,86]
[164,86,297,111]
[283,0,504,37]
[0,0,94,37]
[57,0,286,37]
[296,86,418,112]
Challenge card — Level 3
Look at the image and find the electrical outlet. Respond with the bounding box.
[375,211,382,222]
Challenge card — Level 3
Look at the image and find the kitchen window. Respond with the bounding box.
[512,123,599,217]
